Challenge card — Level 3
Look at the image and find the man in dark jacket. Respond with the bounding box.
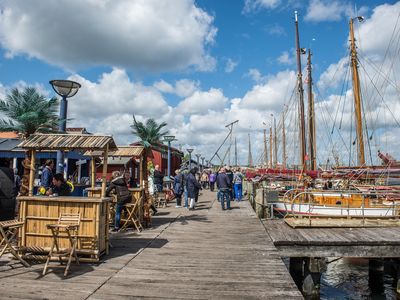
[41,160,54,189]
[173,169,184,207]
[216,167,231,210]
[153,165,164,193]
[0,160,16,221]
[186,167,201,210]
[47,173,71,196]
[225,166,234,201]
[106,171,131,231]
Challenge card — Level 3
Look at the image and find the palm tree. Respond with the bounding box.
[0,87,59,138]
[131,115,168,195]
[0,87,60,196]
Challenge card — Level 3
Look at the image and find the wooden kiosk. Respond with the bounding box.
[17,133,117,262]
[85,146,146,222]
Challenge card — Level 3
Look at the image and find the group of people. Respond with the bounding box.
[173,167,201,210]
[170,165,245,212]
[40,160,71,196]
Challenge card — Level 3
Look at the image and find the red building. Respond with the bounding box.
[130,141,183,176]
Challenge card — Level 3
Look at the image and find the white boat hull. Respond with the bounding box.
[273,202,396,217]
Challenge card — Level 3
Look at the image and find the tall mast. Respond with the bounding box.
[307,49,317,171]
[263,128,268,167]
[234,137,238,166]
[282,108,287,169]
[248,133,253,167]
[273,115,278,168]
[350,17,365,166]
[294,11,307,172]
[269,126,273,168]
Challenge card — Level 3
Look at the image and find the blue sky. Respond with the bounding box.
[0,0,399,166]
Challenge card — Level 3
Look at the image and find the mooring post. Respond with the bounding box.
[302,257,326,297]
[369,259,384,294]
[255,188,264,218]
[289,257,304,290]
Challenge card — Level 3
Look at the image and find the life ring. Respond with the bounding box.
[67,181,75,193]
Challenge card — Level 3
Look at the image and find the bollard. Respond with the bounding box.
[255,188,264,219]
[289,257,304,290]
[369,259,384,294]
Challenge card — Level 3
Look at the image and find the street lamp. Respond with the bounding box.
[195,154,201,169]
[50,79,81,174]
[186,148,193,170]
[201,156,205,171]
[163,135,176,178]
[206,160,209,168]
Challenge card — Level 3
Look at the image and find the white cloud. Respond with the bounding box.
[241,70,296,111]
[265,23,286,36]
[245,68,266,83]
[153,79,199,97]
[225,58,238,73]
[243,0,281,13]
[277,51,294,65]
[0,0,217,72]
[304,0,368,23]
[176,88,228,115]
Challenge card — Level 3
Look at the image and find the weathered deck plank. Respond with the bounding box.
[1,191,302,299]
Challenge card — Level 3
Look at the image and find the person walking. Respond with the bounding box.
[225,166,234,201]
[209,171,217,192]
[233,168,244,201]
[186,167,201,210]
[216,167,231,210]
[200,172,209,189]
[173,169,184,208]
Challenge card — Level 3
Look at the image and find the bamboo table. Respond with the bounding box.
[18,196,111,262]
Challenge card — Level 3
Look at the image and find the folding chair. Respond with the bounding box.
[43,213,80,277]
[120,196,143,232]
[0,219,29,267]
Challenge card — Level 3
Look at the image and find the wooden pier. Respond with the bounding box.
[264,219,400,258]
[0,191,302,299]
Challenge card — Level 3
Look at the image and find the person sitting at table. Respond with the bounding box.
[46,173,71,196]
[106,171,131,231]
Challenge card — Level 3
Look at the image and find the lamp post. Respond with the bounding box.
[195,154,201,169]
[187,148,193,170]
[201,156,205,171]
[206,160,209,168]
[50,79,81,174]
[163,135,176,178]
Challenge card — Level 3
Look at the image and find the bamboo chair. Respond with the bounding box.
[120,195,143,232]
[42,213,80,277]
[0,219,29,267]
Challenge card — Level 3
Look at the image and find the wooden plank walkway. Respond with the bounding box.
[265,219,400,257]
[0,191,302,299]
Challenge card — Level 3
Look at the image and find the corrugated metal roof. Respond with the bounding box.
[0,138,20,151]
[83,146,144,158]
[18,134,117,151]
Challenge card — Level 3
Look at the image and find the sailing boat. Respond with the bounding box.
[272,12,400,219]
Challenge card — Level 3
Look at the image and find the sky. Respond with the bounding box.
[0,0,399,167]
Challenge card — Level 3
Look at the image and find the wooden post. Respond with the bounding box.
[28,150,36,196]
[91,157,96,188]
[303,257,325,297]
[289,257,304,290]
[101,144,109,198]
[255,188,264,219]
[369,259,384,294]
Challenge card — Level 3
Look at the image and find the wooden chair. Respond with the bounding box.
[42,213,80,277]
[0,219,29,267]
[120,196,143,232]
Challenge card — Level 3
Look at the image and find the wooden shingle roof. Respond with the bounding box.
[84,146,144,158]
[18,134,117,151]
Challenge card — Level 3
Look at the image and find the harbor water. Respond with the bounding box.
[285,258,398,299]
